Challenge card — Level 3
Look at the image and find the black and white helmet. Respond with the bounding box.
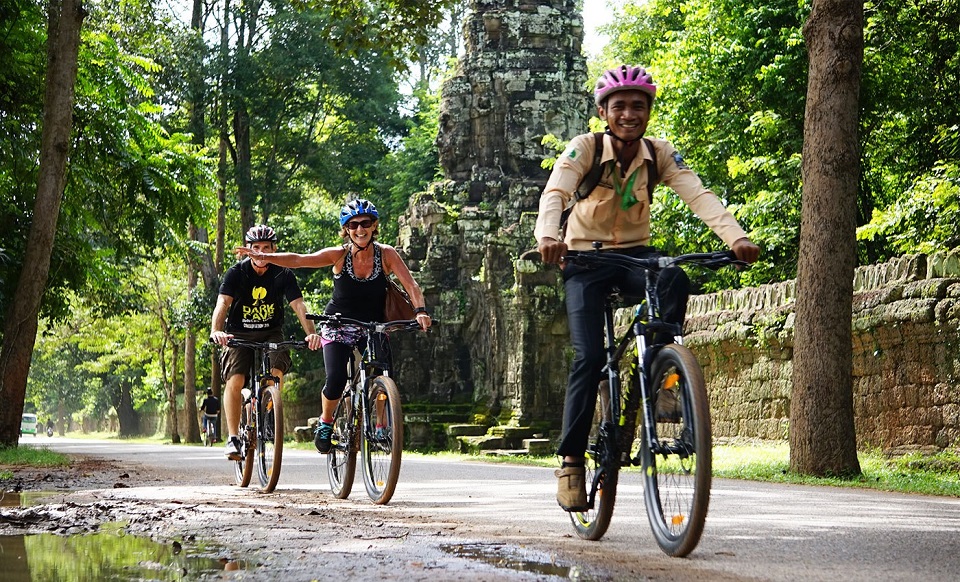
[244,224,277,243]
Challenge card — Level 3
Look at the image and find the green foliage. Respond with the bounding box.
[296,0,459,68]
[604,0,960,279]
[378,86,443,241]
[857,162,960,253]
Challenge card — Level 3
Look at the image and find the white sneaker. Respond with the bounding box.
[224,436,242,461]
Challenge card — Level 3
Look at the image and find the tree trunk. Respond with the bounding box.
[184,233,200,443]
[790,0,864,477]
[170,341,181,443]
[117,380,140,437]
[207,0,231,439]
[0,0,85,447]
[181,0,206,445]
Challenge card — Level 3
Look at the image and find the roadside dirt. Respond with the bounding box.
[0,456,594,580]
[0,455,738,581]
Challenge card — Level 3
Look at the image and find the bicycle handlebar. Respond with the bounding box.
[306,313,422,334]
[562,249,745,271]
[222,338,309,350]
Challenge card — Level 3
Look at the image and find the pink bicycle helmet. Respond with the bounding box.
[594,65,657,106]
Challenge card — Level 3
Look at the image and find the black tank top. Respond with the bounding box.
[325,243,388,322]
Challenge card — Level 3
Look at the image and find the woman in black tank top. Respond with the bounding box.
[234,199,431,454]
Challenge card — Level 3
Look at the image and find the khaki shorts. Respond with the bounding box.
[220,328,292,383]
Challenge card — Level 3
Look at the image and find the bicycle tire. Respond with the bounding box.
[235,402,254,488]
[361,376,403,504]
[257,386,284,492]
[570,380,619,541]
[327,393,357,499]
[204,423,214,447]
[640,344,711,557]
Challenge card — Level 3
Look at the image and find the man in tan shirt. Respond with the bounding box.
[535,65,760,512]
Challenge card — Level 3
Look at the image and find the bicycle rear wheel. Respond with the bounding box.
[327,393,357,499]
[640,344,711,557]
[361,376,403,504]
[570,380,619,541]
[256,386,284,492]
[235,402,254,488]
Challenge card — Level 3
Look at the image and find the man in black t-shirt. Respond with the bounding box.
[210,225,321,460]
[199,389,221,440]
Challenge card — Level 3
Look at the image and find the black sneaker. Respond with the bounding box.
[314,422,333,453]
[224,436,242,461]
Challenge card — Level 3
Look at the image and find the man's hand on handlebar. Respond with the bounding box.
[538,237,568,265]
[210,330,234,346]
[731,238,761,264]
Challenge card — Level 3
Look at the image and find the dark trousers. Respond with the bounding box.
[555,251,690,458]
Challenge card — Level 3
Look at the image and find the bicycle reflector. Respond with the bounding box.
[664,373,680,390]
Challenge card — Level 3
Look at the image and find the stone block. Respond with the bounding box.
[446,424,488,437]
[456,435,505,454]
[522,438,553,456]
[488,425,536,439]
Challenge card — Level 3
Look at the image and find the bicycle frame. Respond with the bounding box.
[309,313,419,503]
[341,323,399,444]
[561,246,743,552]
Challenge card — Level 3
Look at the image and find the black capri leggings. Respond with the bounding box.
[322,341,356,401]
[321,334,392,401]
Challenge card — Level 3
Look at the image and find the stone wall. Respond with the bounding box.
[684,251,960,453]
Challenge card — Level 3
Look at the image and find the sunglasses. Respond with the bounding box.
[345,218,376,230]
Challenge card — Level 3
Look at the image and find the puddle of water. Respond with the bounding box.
[0,522,245,581]
[440,542,589,579]
[0,491,67,508]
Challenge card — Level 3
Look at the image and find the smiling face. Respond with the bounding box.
[343,215,378,246]
[598,89,651,142]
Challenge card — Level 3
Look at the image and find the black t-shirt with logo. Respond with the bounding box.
[219,259,303,332]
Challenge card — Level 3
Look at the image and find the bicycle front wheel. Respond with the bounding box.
[361,376,403,504]
[570,379,619,541]
[640,344,712,557]
[235,402,254,488]
[256,386,284,492]
[327,393,357,499]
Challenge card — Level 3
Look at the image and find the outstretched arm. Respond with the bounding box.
[235,245,345,269]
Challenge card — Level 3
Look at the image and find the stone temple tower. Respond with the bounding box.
[394,0,589,439]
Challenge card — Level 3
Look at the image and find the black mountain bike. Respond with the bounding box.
[223,338,307,493]
[561,246,746,557]
[307,314,420,505]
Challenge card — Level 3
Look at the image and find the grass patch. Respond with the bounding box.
[713,441,960,497]
[0,446,70,469]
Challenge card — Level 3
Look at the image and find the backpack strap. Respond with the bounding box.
[574,132,606,201]
[642,137,658,204]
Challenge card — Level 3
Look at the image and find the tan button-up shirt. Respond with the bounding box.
[534,133,748,251]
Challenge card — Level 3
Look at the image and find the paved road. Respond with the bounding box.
[26,438,960,581]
